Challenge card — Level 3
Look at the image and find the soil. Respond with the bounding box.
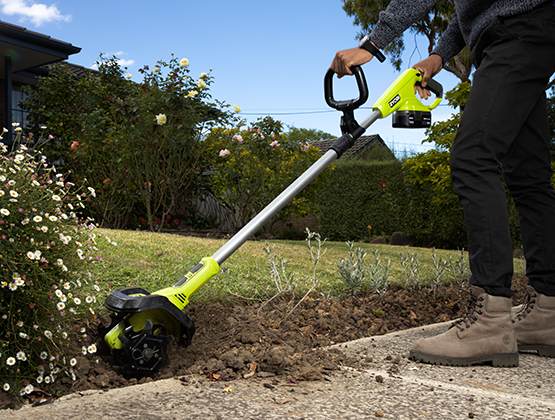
[2,275,530,409]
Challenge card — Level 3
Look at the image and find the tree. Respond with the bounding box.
[205,117,326,232]
[286,127,334,142]
[341,0,472,82]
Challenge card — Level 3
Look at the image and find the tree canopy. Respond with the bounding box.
[341,0,471,82]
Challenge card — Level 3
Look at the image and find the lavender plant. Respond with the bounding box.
[337,241,370,294]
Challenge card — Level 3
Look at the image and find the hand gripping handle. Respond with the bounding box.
[423,78,443,100]
[324,65,369,111]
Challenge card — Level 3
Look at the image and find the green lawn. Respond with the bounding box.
[90,229,526,306]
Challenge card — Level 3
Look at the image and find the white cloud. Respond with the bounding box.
[117,59,135,67]
[0,0,71,27]
[90,58,135,71]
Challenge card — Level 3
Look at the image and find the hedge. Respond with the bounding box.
[317,159,408,242]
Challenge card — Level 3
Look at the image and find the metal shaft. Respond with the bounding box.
[211,149,339,265]
[360,110,382,130]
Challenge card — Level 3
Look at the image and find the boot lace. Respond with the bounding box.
[452,292,485,332]
[513,289,537,322]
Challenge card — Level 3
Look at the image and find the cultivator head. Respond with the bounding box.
[103,258,219,376]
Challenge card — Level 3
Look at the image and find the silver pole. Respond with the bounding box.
[360,110,382,130]
[211,149,339,265]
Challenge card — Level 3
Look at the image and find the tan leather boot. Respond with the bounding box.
[513,285,555,357]
[410,286,518,367]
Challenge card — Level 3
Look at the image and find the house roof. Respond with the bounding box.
[0,20,81,84]
[309,134,389,158]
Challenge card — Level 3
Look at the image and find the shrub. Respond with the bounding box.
[317,159,407,241]
[22,54,238,230]
[0,130,106,400]
[205,117,326,232]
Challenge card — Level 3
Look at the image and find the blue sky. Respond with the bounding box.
[1,0,461,154]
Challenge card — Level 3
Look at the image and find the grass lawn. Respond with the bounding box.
[91,229,526,306]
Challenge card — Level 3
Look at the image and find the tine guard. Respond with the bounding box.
[104,287,195,348]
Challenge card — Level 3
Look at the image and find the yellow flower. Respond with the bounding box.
[233,105,241,113]
[180,58,189,68]
[155,114,167,125]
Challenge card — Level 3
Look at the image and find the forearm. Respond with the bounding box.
[431,13,466,64]
[369,0,439,49]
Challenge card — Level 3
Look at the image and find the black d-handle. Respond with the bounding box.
[422,77,443,99]
[324,65,369,111]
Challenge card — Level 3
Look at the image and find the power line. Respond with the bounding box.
[239,103,451,116]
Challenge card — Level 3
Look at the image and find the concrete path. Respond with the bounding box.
[2,321,554,420]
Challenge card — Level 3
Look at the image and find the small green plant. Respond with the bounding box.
[400,251,422,289]
[445,248,471,282]
[257,242,297,313]
[430,248,447,297]
[283,229,327,319]
[0,130,108,400]
[368,251,390,297]
[337,241,370,294]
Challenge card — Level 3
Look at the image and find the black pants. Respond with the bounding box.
[450,3,555,297]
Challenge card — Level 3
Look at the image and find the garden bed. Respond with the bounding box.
[2,275,529,409]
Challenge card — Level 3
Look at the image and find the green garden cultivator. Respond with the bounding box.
[103,67,443,375]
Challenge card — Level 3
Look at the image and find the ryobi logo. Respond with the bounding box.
[388,94,401,108]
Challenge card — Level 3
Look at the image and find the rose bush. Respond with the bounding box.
[205,117,326,232]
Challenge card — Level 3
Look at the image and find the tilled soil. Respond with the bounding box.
[4,275,529,408]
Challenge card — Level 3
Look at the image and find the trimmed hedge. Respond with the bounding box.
[317,159,408,241]
[317,158,522,251]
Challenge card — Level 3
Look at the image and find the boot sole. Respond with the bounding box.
[409,350,519,367]
[518,345,555,358]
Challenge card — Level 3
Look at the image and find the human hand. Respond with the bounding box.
[413,54,444,99]
[330,47,373,78]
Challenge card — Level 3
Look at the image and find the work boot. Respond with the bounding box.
[513,285,555,357]
[410,286,518,367]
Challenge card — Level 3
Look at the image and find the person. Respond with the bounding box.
[331,0,555,367]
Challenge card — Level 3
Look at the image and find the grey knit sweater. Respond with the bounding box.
[369,0,547,62]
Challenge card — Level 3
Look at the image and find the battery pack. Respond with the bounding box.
[392,110,432,128]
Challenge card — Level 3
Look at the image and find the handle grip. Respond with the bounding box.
[324,65,369,111]
[424,78,443,99]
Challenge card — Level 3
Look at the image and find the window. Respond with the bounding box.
[11,87,28,128]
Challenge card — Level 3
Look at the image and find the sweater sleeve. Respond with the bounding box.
[431,12,467,63]
[368,0,439,49]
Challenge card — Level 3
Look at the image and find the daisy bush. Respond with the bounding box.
[0,129,110,399]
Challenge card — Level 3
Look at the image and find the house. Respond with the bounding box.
[0,20,81,145]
